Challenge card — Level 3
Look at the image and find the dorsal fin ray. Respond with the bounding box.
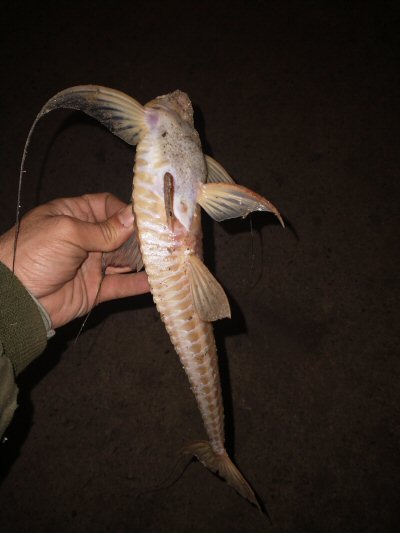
[34,85,146,146]
[14,85,146,271]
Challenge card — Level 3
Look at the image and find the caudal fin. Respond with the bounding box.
[182,440,260,510]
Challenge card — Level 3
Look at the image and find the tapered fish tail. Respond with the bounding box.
[182,440,260,510]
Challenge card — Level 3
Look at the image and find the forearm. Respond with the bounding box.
[0,261,53,375]
[0,261,54,438]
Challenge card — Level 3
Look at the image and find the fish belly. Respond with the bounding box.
[133,168,225,455]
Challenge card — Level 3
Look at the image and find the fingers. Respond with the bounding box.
[71,204,135,253]
[44,193,129,221]
[98,271,150,303]
[80,192,128,220]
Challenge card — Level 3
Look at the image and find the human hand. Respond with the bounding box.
[0,193,149,328]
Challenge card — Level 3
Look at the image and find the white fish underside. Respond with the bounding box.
[134,140,225,455]
[17,85,284,509]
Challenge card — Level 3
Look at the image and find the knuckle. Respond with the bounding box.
[100,221,117,245]
[58,215,78,239]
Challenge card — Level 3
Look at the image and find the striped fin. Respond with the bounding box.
[13,86,146,273]
[198,182,285,227]
[37,85,147,145]
[205,156,235,183]
[102,230,143,273]
[187,255,230,322]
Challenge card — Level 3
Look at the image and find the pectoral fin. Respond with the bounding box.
[38,85,147,145]
[198,183,284,227]
[205,155,235,183]
[102,230,143,273]
[187,255,231,322]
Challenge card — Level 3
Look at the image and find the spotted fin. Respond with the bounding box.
[187,255,230,322]
[198,182,284,227]
[205,156,235,183]
[36,85,147,145]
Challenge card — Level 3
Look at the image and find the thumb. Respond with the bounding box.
[73,204,135,252]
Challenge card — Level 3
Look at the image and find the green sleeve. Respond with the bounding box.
[0,351,18,439]
[0,261,53,438]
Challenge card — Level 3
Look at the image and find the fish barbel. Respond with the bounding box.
[17,86,284,508]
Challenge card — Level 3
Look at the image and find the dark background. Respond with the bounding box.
[0,1,399,531]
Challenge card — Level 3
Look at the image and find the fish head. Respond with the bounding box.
[143,91,206,231]
[145,90,194,126]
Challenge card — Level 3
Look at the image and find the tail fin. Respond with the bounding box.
[182,440,260,510]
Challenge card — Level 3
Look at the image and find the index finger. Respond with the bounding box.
[46,193,129,222]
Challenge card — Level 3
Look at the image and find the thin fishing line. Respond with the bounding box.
[14,109,48,272]
[136,455,193,498]
[73,267,105,345]
[248,214,256,286]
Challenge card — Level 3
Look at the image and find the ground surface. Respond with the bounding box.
[0,2,399,532]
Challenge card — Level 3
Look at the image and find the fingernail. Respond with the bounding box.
[117,205,134,228]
